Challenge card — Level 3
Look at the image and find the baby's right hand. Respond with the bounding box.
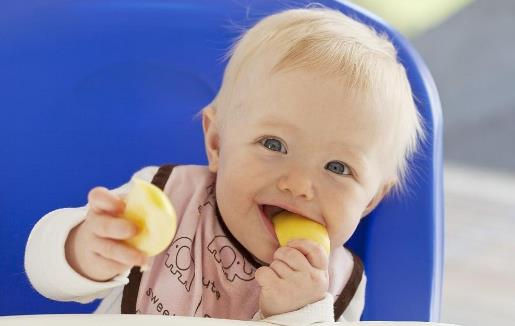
[65,187,147,282]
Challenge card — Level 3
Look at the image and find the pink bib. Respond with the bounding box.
[134,165,352,319]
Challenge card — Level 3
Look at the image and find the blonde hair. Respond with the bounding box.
[211,8,425,193]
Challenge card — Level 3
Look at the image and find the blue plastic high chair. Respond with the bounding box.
[0,0,443,321]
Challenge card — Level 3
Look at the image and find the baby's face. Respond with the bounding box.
[204,69,393,263]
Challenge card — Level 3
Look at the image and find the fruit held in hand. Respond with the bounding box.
[272,211,330,254]
[123,178,176,256]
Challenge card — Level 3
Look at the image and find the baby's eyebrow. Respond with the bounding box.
[256,118,301,133]
[328,143,369,170]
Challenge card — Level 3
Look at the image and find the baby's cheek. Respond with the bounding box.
[220,162,252,192]
[328,209,362,247]
[328,228,349,250]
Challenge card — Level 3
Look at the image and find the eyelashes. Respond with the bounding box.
[259,137,287,154]
[325,161,351,176]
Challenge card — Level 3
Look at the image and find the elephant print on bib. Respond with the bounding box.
[207,235,255,282]
[164,236,195,291]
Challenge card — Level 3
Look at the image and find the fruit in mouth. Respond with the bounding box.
[272,211,330,254]
[123,178,177,256]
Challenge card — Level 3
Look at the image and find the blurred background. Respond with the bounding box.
[350,0,515,325]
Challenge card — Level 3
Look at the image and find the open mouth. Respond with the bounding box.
[261,204,287,220]
[259,204,288,243]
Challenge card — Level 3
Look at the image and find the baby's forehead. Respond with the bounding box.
[247,71,387,129]
[244,67,380,114]
[222,45,403,147]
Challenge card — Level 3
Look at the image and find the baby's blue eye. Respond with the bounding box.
[325,161,350,175]
[260,137,287,154]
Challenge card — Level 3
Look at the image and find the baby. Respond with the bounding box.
[25,7,424,324]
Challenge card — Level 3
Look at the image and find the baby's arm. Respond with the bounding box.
[24,166,158,303]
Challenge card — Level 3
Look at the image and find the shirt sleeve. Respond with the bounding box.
[24,166,158,303]
[252,292,335,325]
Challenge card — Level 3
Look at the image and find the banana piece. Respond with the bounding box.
[272,211,330,254]
[123,178,177,256]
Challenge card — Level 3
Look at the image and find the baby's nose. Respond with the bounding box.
[277,169,315,200]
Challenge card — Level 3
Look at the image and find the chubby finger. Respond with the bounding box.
[255,266,281,287]
[88,213,139,240]
[88,187,126,215]
[269,259,293,279]
[91,237,146,267]
[286,239,329,270]
[273,246,311,272]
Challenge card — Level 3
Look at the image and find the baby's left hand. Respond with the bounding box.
[255,239,329,318]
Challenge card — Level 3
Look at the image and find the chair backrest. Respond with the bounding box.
[0,0,443,321]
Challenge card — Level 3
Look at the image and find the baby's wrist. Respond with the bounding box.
[257,293,334,324]
[64,223,82,273]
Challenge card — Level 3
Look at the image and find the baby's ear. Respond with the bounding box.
[361,179,396,218]
[202,106,220,173]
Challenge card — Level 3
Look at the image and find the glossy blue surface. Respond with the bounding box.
[0,0,443,321]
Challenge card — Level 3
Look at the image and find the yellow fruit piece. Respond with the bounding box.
[123,178,177,256]
[272,211,330,254]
